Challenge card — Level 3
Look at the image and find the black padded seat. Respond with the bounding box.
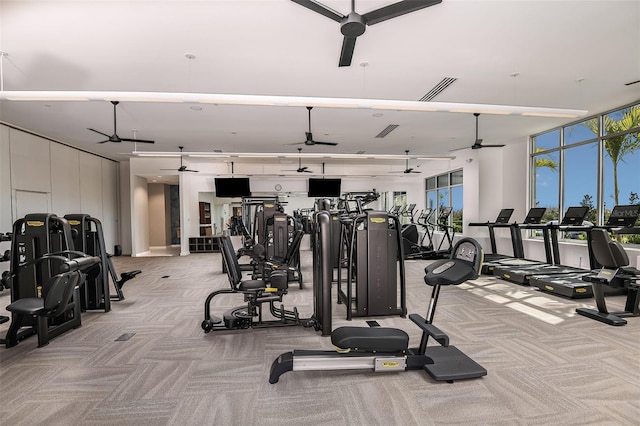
[331,326,409,352]
[6,298,48,315]
[238,280,265,292]
[424,260,476,287]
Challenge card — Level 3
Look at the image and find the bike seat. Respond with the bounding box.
[331,327,409,352]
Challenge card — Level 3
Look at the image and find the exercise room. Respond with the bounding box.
[0,1,639,425]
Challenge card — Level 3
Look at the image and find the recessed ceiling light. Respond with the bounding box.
[190,106,202,111]
[231,131,237,135]
[360,61,369,67]
[372,113,383,117]
[509,72,520,78]
[184,53,196,60]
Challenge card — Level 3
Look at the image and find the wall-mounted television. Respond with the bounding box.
[214,178,251,198]
[308,178,341,197]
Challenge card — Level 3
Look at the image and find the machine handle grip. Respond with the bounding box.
[60,256,100,272]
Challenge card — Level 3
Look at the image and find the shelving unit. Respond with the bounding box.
[189,236,219,253]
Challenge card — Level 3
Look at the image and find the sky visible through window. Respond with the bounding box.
[535,105,639,212]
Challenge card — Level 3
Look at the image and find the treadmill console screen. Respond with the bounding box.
[495,208,514,223]
[606,205,640,227]
[523,208,546,224]
[561,206,589,225]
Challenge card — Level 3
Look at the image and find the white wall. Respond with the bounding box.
[131,175,150,256]
[148,183,168,247]
[0,124,120,256]
[119,161,132,254]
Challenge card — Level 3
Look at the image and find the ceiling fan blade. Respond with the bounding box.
[184,169,199,173]
[97,139,111,144]
[363,0,442,25]
[302,170,313,173]
[285,142,306,146]
[449,146,469,152]
[409,171,422,174]
[481,144,506,148]
[120,138,155,144]
[313,141,339,146]
[290,0,344,23]
[389,171,406,173]
[87,128,111,138]
[339,36,357,67]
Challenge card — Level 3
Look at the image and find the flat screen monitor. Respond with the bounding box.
[523,207,546,224]
[560,206,589,225]
[605,204,640,227]
[308,178,341,197]
[495,208,514,223]
[214,178,251,198]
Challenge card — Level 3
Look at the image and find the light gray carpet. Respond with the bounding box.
[0,248,638,426]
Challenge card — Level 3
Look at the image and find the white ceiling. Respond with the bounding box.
[0,0,639,164]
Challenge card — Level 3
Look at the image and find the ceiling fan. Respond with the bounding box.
[283,148,314,173]
[390,150,421,174]
[291,0,442,67]
[288,106,338,147]
[451,113,505,151]
[161,146,199,172]
[88,101,154,144]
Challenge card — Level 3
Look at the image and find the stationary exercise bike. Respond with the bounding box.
[269,237,487,384]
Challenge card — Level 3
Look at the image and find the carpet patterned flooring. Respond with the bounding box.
[0,246,638,425]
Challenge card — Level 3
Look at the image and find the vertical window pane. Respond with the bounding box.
[451,170,463,185]
[603,133,640,209]
[426,177,436,190]
[533,129,560,151]
[533,151,560,222]
[426,190,437,211]
[437,188,450,225]
[437,174,449,188]
[564,119,598,145]
[563,142,598,224]
[603,104,640,136]
[451,186,463,233]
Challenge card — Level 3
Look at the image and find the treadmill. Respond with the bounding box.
[480,207,548,275]
[493,207,590,286]
[469,208,520,268]
[530,205,640,298]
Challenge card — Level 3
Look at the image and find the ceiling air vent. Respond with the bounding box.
[418,77,457,102]
[375,124,399,138]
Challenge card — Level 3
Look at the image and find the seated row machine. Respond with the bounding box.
[201,234,305,332]
[269,236,487,384]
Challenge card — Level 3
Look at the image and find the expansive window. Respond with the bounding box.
[530,102,640,243]
[426,169,463,232]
